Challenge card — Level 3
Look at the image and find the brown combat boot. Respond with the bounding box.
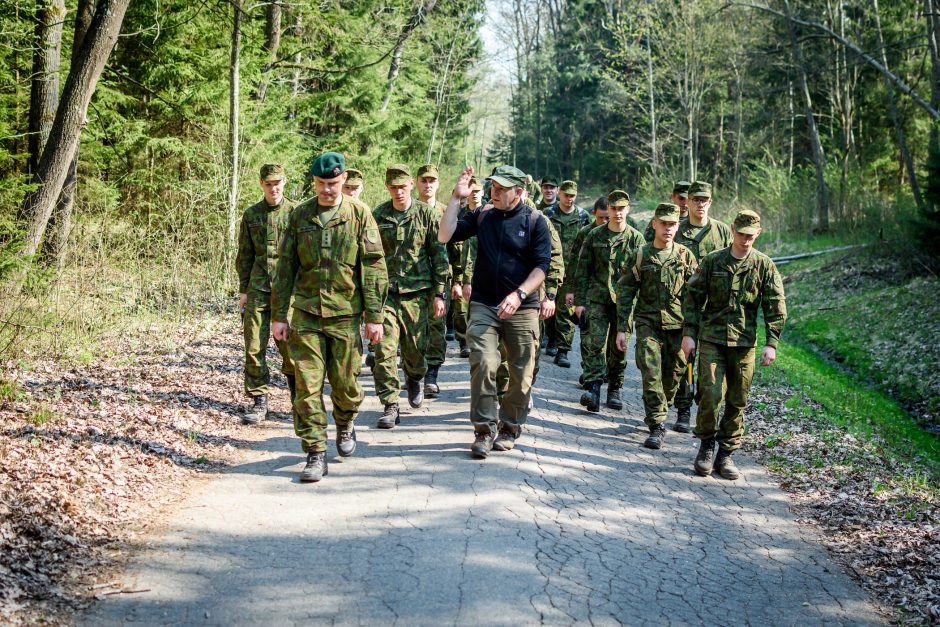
[715,450,740,480]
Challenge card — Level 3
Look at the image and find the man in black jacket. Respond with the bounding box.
[438,165,552,458]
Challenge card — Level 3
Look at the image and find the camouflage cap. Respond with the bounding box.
[345,168,364,186]
[688,180,712,198]
[559,180,578,194]
[260,163,285,182]
[309,152,346,179]
[488,165,527,188]
[416,164,440,179]
[653,202,681,222]
[469,177,483,192]
[385,163,412,185]
[672,180,691,198]
[607,189,630,207]
[733,209,761,234]
[540,176,559,187]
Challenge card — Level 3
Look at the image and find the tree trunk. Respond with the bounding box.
[288,13,301,119]
[380,0,439,112]
[27,0,65,178]
[228,0,242,260]
[18,0,130,261]
[926,0,940,210]
[783,0,829,231]
[646,17,657,185]
[41,0,95,268]
[256,0,281,102]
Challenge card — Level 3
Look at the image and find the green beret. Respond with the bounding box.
[560,180,578,194]
[688,180,712,198]
[260,163,285,182]
[607,189,630,207]
[345,168,364,186]
[309,152,346,179]
[488,165,528,189]
[469,177,483,192]
[654,202,681,222]
[416,164,440,179]
[540,176,559,187]
[672,180,691,198]
[385,163,412,185]
[733,209,761,234]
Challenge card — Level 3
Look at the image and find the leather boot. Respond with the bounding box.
[424,366,440,398]
[459,342,471,358]
[300,452,328,482]
[554,350,571,368]
[377,403,400,429]
[336,423,357,457]
[407,376,424,408]
[694,438,716,477]
[471,431,495,458]
[672,407,691,433]
[242,395,267,425]
[579,382,601,413]
[715,450,740,480]
[644,425,666,449]
[606,386,623,410]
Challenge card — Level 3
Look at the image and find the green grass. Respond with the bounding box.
[28,405,57,427]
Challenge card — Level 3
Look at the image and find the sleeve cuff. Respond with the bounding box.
[765,336,779,349]
[683,326,698,340]
[364,312,384,325]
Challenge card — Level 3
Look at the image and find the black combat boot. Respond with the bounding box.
[715,449,740,480]
[606,386,623,410]
[336,423,357,457]
[365,352,375,369]
[445,325,455,342]
[285,375,296,404]
[424,366,440,398]
[407,376,424,408]
[459,342,470,358]
[694,438,716,477]
[471,431,495,458]
[377,403,400,429]
[554,350,571,368]
[579,373,586,388]
[546,342,558,357]
[672,407,691,433]
[242,395,267,425]
[300,452,328,482]
[580,382,601,413]
[644,425,667,450]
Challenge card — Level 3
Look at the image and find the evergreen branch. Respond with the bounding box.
[105,68,211,136]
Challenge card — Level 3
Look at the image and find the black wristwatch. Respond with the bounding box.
[546,293,556,301]
[435,292,446,300]
[515,288,528,301]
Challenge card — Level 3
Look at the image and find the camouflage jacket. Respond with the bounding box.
[547,205,590,281]
[616,243,698,333]
[272,195,388,324]
[676,217,733,261]
[236,198,295,294]
[682,247,787,348]
[372,198,450,295]
[448,204,469,284]
[575,224,646,305]
[565,223,594,296]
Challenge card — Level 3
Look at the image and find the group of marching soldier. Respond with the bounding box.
[236,154,787,484]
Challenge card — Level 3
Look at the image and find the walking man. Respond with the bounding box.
[371,164,449,428]
[570,197,609,388]
[645,180,690,241]
[236,164,296,425]
[438,165,552,458]
[272,152,388,482]
[416,164,450,397]
[616,203,698,449]
[682,209,787,480]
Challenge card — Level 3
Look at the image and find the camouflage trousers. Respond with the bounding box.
[289,310,363,454]
[635,324,685,429]
[582,300,626,388]
[373,290,430,405]
[545,284,575,352]
[427,292,449,368]
[467,303,539,436]
[694,340,756,452]
[673,357,695,411]
[451,295,469,344]
[243,291,294,397]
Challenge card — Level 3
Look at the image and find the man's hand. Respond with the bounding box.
[760,345,777,367]
[497,291,523,320]
[273,321,289,341]
[564,292,574,306]
[452,165,474,199]
[682,336,696,361]
[365,322,384,344]
[575,305,586,319]
[239,293,248,310]
[451,283,462,300]
[539,297,556,320]
[433,296,446,318]
[615,331,629,352]
[462,283,472,302]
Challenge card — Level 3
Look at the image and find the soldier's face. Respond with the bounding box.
[314,173,347,206]
[386,180,414,209]
[490,181,522,210]
[593,209,609,225]
[559,192,577,209]
[469,188,483,207]
[417,176,439,202]
[731,227,760,254]
[672,194,689,214]
[261,178,286,205]
[654,219,679,244]
[609,204,627,225]
[541,185,558,203]
[343,183,363,198]
[689,196,711,221]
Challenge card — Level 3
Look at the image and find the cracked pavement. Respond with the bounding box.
[83,337,881,626]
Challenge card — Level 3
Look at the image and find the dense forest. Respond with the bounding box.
[0,0,939,358]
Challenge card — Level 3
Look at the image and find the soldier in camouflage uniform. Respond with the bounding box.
[371,164,449,427]
[271,152,388,483]
[537,176,559,212]
[236,164,296,425]
[416,164,450,398]
[682,209,787,480]
[343,168,366,200]
[575,190,645,412]
[616,203,698,450]
[671,180,733,433]
[545,180,589,367]
[452,177,484,358]
[571,197,609,389]
[644,180,690,242]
